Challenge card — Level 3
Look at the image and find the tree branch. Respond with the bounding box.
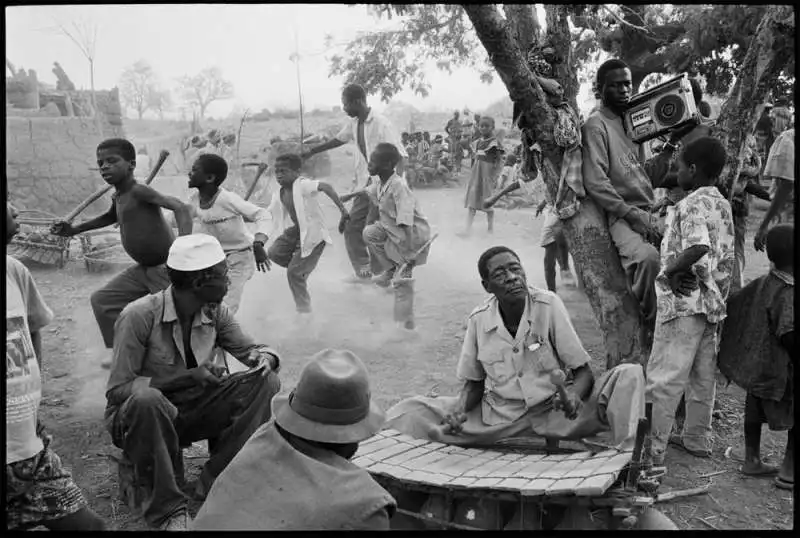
[503,4,541,53]
[600,5,652,35]
[460,5,548,128]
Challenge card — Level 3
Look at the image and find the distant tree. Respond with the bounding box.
[147,87,172,120]
[119,60,158,119]
[176,67,235,120]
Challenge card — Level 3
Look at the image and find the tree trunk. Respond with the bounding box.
[713,5,794,197]
[199,102,207,120]
[541,6,574,112]
[463,4,646,368]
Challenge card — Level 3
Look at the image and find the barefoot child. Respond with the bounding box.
[265,154,350,314]
[645,137,735,473]
[718,224,794,490]
[187,153,271,314]
[51,138,193,368]
[361,143,431,287]
[7,203,105,530]
[483,159,575,293]
[461,116,504,236]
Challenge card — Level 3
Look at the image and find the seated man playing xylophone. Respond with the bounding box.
[386,246,646,451]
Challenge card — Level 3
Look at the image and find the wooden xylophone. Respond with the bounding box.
[353,429,632,498]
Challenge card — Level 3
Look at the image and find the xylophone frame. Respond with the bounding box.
[366,405,660,531]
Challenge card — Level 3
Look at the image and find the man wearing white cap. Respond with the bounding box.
[105,234,282,531]
[192,349,396,530]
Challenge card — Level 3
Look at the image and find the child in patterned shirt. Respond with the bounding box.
[645,137,735,474]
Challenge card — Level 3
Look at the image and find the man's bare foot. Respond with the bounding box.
[740,460,779,476]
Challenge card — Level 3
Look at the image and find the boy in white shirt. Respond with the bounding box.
[6,203,105,530]
[187,154,271,314]
[266,154,351,314]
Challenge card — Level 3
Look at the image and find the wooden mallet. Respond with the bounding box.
[550,369,577,419]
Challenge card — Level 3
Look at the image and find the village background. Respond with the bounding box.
[5,3,793,531]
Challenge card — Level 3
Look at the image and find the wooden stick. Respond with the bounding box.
[695,516,720,530]
[391,233,439,286]
[697,470,727,479]
[654,484,710,503]
[62,149,170,223]
[244,163,269,201]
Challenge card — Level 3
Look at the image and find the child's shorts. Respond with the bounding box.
[6,427,87,530]
[539,209,564,247]
[745,385,794,431]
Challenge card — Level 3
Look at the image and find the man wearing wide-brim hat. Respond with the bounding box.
[105,234,282,531]
[192,349,397,530]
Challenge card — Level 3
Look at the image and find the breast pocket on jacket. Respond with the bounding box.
[479,352,514,386]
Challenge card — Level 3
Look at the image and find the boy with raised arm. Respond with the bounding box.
[265,154,350,315]
[51,138,193,368]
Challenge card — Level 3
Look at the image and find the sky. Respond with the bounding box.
[6,4,522,118]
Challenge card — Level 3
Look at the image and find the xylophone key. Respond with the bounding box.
[521,478,556,496]
[545,477,585,496]
[573,473,617,496]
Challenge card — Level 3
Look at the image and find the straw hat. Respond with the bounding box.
[272,349,385,444]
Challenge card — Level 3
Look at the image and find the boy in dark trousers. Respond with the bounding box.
[265,154,350,315]
[51,138,193,368]
[718,224,794,490]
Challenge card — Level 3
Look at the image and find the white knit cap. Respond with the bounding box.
[167,234,225,271]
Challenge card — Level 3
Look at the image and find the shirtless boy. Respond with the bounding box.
[52,138,193,368]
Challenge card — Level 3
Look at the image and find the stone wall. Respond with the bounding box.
[6,116,125,218]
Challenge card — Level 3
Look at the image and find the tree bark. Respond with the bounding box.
[464,4,646,368]
[713,5,794,197]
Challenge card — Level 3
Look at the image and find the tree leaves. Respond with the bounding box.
[327,4,491,101]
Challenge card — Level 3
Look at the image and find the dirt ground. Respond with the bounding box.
[27,173,793,530]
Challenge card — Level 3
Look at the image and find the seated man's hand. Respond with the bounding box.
[440,412,468,435]
[191,363,226,387]
[246,348,279,375]
[667,270,699,297]
[553,388,582,420]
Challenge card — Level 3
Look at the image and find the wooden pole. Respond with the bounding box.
[293,27,305,153]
